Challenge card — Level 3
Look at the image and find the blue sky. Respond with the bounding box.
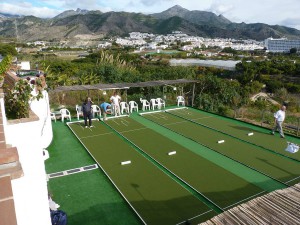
[1,0,300,30]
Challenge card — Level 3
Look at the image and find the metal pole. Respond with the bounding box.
[261,110,265,127]
[297,117,300,136]
[192,83,195,107]
[125,89,128,103]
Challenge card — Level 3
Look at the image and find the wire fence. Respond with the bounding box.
[235,107,300,137]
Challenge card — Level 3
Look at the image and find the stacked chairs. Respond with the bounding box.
[156,98,165,109]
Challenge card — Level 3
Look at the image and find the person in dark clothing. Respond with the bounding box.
[82,97,93,128]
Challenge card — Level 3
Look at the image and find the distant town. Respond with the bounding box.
[25,31,300,54]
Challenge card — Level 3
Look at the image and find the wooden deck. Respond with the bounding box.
[200,183,300,225]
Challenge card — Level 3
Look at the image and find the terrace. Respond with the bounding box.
[1,75,299,225]
[46,106,300,224]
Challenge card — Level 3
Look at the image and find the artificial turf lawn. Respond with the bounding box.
[132,114,286,193]
[46,122,96,173]
[68,121,216,225]
[46,122,142,225]
[106,117,264,210]
[143,111,300,186]
[48,170,142,225]
[168,108,300,162]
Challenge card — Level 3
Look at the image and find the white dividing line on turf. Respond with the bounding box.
[80,132,114,139]
[47,164,98,179]
[121,121,128,126]
[286,175,300,184]
[176,209,213,225]
[101,115,129,121]
[147,113,168,121]
[139,110,164,115]
[163,120,189,126]
[67,123,147,225]
[66,118,99,125]
[222,190,266,211]
[194,116,214,120]
[165,107,188,112]
[120,127,148,134]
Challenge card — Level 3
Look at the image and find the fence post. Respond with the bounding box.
[261,110,265,127]
[297,117,300,136]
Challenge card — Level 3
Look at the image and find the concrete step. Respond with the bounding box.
[0,147,19,164]
[0,161,23,180]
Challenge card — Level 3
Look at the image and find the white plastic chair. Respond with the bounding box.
[156,98,165,109]
[92,105,101,118]
[140,98,150,111]
[50,112,56,122]
[76,105,83,120]
[59,108,71,122]
[120,102,129,114]
[150,98,159,110]
[177,96,185,106]
[128,101,139,113]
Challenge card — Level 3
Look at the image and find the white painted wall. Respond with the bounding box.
[3,90,53,225]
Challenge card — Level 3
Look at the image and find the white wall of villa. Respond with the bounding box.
[3,90,53,225]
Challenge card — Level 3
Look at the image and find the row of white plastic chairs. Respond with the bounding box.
[51,96,185,122]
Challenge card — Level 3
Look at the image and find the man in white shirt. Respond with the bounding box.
[110,92,121,116]
[271,105,286,138]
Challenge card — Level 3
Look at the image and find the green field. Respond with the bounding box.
[168,108,300,161]
[143,109,300,185]
[68,121,216,225]
[105,117,264,210]
[46,107,299,225]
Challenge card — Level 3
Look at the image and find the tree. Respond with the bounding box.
[5,79,33,119]
[290,48,297,54]
[221,47,237,54]
[0,44,17,56]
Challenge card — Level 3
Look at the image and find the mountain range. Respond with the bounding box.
[0,5,299,42]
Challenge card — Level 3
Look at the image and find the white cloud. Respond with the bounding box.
[208,2,234,16]
[0,2,61,18]
[0,0,300,29]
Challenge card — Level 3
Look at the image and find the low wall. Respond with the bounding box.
[4,89,53,225]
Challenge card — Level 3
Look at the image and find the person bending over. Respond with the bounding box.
[100,102,111,120]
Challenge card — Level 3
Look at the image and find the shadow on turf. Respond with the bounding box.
[66,195,216,225]
[230,125,265,134]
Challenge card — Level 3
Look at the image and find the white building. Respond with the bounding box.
[265,37,300,53]
[17,61,31,70]
[97,42,112,49]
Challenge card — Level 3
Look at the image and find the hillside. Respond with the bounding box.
[0,5,299,42]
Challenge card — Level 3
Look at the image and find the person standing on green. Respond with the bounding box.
[271,105,286,138]
[82,97,93,128]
